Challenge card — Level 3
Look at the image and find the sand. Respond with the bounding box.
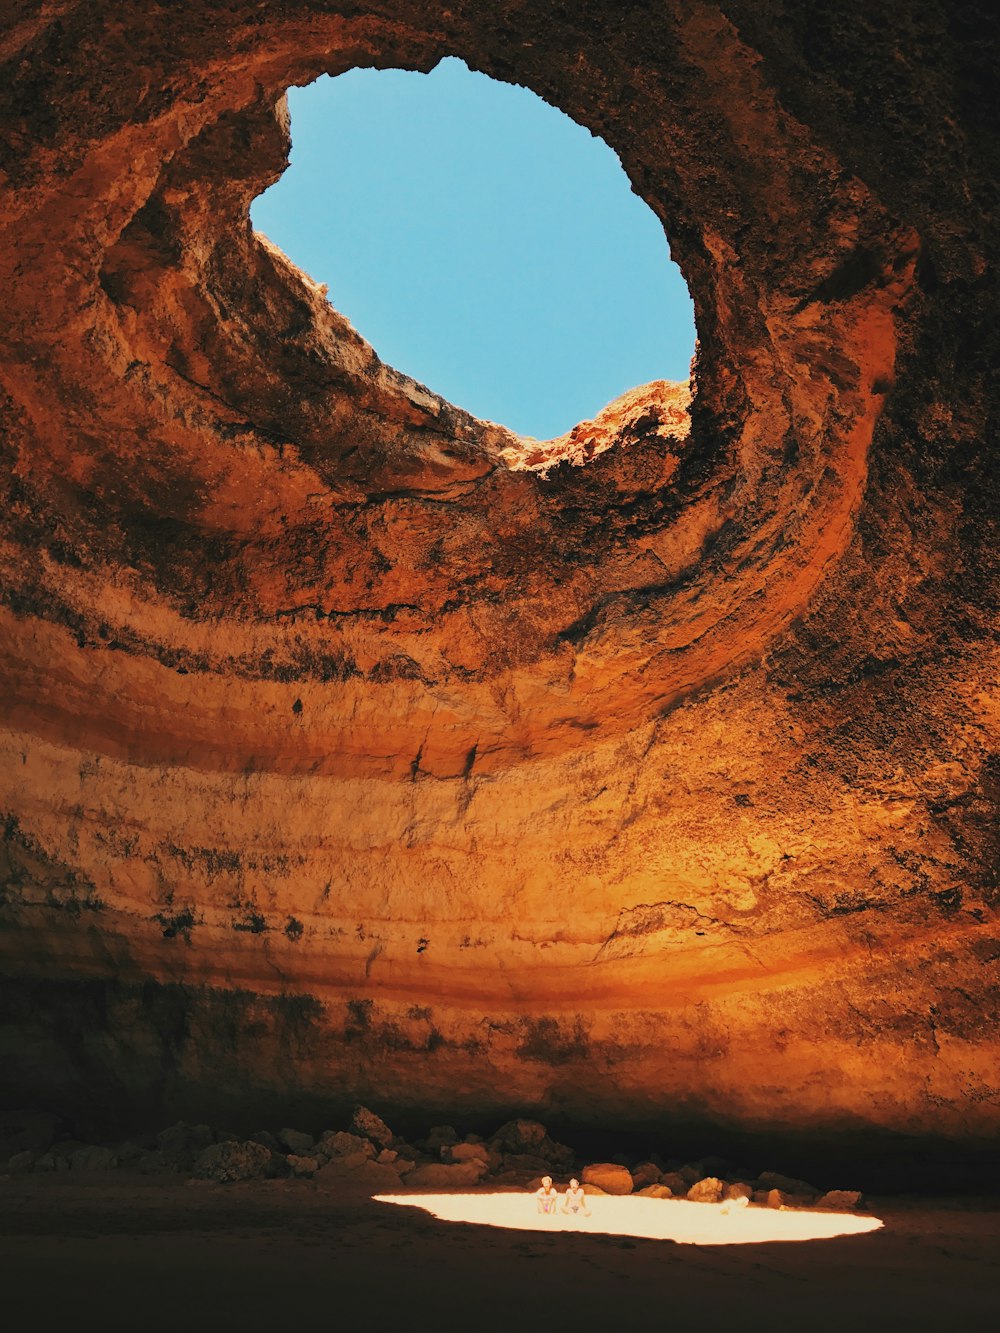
[1,1177,998,1332]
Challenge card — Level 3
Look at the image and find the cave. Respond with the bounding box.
[1,1,998,1324]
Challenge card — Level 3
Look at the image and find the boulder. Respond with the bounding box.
[659,1171,690,1196]
[250,1130,282,1153]
[136,1149,181,1175]
[636,1183,673,1198]
[316,1130,374,1162]
[33,1150,70,1173]
[757,1170,819,1197]
[350,1106,393,1148]
[765,1188,795,1209]
[277,1127,315,1155]
[286,1154,319,1177]
[581,1183,608,1195]
[815,1190,863,1210]
[69,1145,118,1172]
[376,1148,399,1165]
[157,1122,212,1158]
[687,1176,725,1203]
[677,1164,702,1185]
[581,1163,633,1195]
[689,1155,727,1178]
[490,1119,547,1154]
[447,1142,489,1166]
[405,1160,486,1188]
[193,1139,275,1184]
[502,1152,557,1174]
[723,1182,754,1201]
[631,1161,662,1189]
[7,1149,34,1173]
[421,1126,458,1155]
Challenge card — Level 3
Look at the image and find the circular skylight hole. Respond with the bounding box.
[251,57,696,441]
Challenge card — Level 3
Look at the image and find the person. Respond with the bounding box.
[561,1178,591,1216]
[535,1175,559,1215]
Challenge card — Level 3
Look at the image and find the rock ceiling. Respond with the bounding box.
[0,2,997,1142]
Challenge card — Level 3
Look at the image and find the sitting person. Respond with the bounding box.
[535,1175,559,1215]
[561,1178,591,1216]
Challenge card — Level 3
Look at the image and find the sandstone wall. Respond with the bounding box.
[1,2,997,1144]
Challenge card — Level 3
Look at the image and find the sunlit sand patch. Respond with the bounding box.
[375,1192,883,1246]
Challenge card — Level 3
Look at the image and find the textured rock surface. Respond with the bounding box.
[0,2,997,1152]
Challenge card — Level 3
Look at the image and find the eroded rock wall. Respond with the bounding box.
[1,2,997,1144]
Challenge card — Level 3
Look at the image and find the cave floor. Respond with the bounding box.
[1,1177,998,1332]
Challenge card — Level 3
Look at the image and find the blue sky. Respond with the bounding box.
[251,58,695,440]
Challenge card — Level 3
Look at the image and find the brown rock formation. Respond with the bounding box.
[1,3,997,1148]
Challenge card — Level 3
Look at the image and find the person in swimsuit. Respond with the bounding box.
[535,1175,559,1215]
[562,1178,591,1216]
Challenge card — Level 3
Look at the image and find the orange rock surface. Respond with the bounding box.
[0,3,997,1145]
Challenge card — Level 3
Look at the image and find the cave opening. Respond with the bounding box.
[250,57,696,441]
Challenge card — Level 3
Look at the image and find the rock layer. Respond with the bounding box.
[0,3,997,1145]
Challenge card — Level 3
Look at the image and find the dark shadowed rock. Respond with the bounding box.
[193,1140,276,1184]
[277,1127,315,1155]
[350,1106,393,1148]
[816,1190,863,1210]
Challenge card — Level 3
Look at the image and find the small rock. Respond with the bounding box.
[765,1188,795,1209]
[405,1160,486,1188]
[631,1162,662,1190]
[7,1150,34,1174]
[581,1183,608,1196]
[277,1128,315,1155]
[687,1176,725,1203]
[581,1163,633,1196]
[350,1106,393,1148]
[193,1140,275,1184]
[636,1183,672,1198]
[752,1189,771,1204]
[757,1170,819,1197]
[286,1154,319,1177]
[448,1142,488,1166]
[677,1164,702,1185]
[815,1190,863,1210]
[69,1145,118,1172]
